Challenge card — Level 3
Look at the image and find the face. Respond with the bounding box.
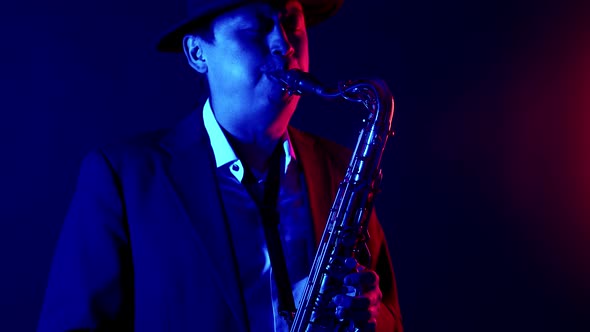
[184,0,309,138]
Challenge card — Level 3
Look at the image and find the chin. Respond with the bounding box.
[270,92,300,113]
[266,85,292,103]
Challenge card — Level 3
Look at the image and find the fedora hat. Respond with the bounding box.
[157,0,344,52]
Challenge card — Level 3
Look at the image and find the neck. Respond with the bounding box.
[208,97,295,175]
[223,126,285,178]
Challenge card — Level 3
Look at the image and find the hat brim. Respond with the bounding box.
[156,0,344,52]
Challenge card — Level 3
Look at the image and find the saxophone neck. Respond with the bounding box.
[269,69,340,97]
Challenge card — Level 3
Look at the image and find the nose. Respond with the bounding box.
[268,24,294,57]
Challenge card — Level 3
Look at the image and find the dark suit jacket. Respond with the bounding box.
[38,109,403,331]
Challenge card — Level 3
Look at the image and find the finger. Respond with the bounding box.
[339,285,357,296]
[335,305,348,320]
[344,257,367,273]
[369,288,383,305]
[344,270,378,286]
[334,295,374,310]
[356,297,371,309]
[335,305,372,321]
[333,294,352,308]
[334,297,380,325]
[337,291,382,310]
[344,271,379,292]
[350,296,371,309]
[348,304,380,325]
[346,308,372,323]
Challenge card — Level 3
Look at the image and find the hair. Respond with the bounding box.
[190,26,214,44]
[185,15,216,44]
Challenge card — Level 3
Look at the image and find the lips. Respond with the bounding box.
[261,62,300,100]
[262,58,296,74]
[267,69,285,85]
[266,65,300,90]
[266,72,298,101]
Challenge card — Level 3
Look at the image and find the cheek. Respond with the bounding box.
[227,41,267,68]
[209,47,260,83]
[292,35,309,71]
[298,45,309,71]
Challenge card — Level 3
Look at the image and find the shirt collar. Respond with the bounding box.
[202,99,297,182]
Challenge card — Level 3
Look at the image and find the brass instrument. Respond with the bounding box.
[271,69,395,332]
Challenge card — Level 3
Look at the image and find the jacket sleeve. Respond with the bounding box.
[315,131,404,332]
[37,149,133,332]
[368,210,404,332]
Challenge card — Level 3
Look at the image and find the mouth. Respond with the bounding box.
[265,70,287,92]
[261,63,300,101]
[266,68,298,96]
[265,74,298,103]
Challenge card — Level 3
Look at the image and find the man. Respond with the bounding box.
[38,0,403,331]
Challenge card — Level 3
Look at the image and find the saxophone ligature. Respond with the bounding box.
[270,69,395,332]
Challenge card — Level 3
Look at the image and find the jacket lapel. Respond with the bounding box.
[288,127,339,247]
[160,110,248,331]
[158,118,341,328]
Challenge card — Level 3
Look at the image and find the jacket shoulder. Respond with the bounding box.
[288,126,352,169]
[78,128,173,180]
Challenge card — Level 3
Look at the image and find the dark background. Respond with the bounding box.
[1,0,589,331]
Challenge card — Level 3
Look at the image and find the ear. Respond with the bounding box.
[182,34,208,74]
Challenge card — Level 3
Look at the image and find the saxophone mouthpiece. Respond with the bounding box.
[270,69,327,96]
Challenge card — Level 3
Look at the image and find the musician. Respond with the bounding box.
[37,0,403,331]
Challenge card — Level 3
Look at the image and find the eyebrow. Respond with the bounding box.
[282,2,304,17]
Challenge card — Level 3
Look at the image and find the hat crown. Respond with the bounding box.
[157,0,344,52]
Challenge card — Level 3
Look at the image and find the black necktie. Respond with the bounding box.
[243,147,297,324]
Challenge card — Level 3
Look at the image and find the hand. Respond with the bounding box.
[333,259,383,331]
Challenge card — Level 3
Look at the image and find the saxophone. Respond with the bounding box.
[271,69,395,332]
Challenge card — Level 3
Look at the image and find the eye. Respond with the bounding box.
[281,14,304,33]
[241,17,273,34]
